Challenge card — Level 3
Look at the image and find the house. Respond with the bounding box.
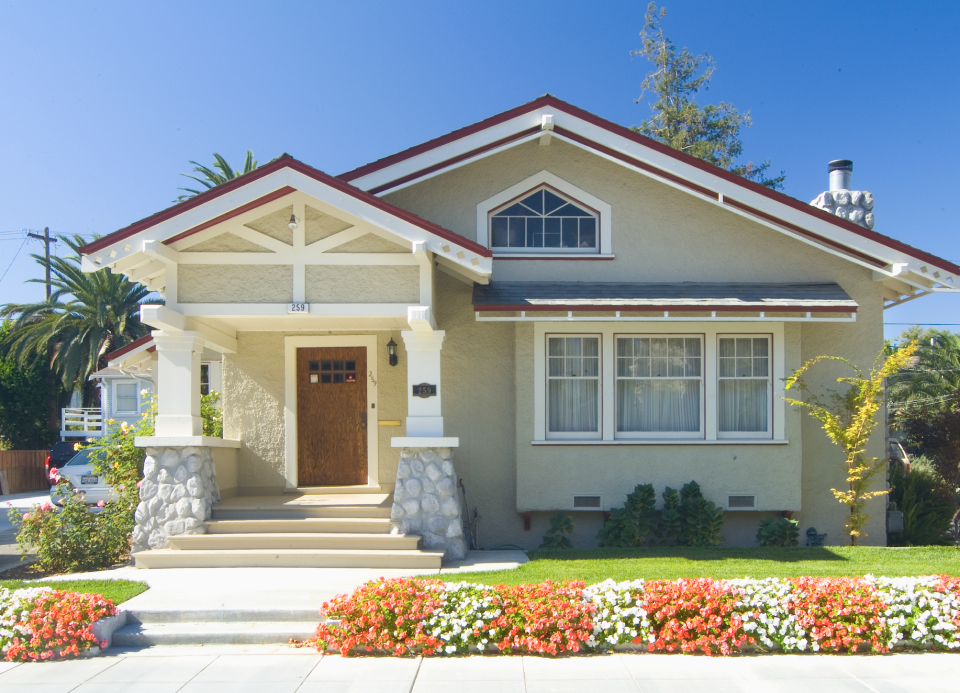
[78,96,959,567]
[59,336,222,440]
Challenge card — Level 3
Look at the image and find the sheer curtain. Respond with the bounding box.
[718,337,770,433]
[548,336,600,435]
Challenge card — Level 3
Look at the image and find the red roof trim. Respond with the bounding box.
[106,334,154,361]
[163,186,297,246]
[80,156,491,259]
[339,95,959,275]
[474,303,857,313]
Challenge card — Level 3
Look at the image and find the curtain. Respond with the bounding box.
[617,379,700,433]
[719,380,768,432]
[548,380,599,433]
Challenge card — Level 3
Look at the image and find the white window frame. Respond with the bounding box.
[545,333,602,440]
[614,334,705,440]
[533,322,785,444]
[717,334,773,440]
[112,381,140,415]
[477,171,613,256]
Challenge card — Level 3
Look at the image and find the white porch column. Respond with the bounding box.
[152,331,204,437]
[401,330,445,437]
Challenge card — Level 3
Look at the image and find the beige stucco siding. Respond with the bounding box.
[178,265,292,303]
[222,330,407,491]
[305,265,419,303]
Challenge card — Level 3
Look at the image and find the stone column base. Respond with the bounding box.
[131,446,220,553]
[390,447,466,561]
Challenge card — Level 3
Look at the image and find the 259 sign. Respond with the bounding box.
[287,302,309,314]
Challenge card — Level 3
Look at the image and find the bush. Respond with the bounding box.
[0,586,115,661]
[676,481,724,547]
[653,487,682,545]
[888,457,954,546]
[598,484,657,547]
[756,516,800,547]
[540,511,575,549]
[316,575,960,657]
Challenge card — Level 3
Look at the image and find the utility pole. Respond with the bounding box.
[26,227,57,300]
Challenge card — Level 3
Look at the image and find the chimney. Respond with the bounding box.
[810,159,875,230]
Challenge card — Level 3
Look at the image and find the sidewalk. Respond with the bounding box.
[41,550,528,613]
[0,648,955,692]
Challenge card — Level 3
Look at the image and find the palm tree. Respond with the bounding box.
[177,151,258,201]
[888,328,960,411]
[0,234,158,405]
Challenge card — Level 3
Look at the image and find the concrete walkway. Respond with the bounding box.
[41,550,528,613]
[0,648,954,692]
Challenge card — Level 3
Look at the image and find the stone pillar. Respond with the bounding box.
[401,330,445,437]
[131,445,220,552]
[389,447,465,560]
[152,331,204,437]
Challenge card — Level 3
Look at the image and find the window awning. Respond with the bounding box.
[472,281,857,321]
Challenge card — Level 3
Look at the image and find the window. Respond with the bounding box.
[200,364,209,396]
[114,383,138,414]
[547,335,600,439]
[490,187,598,252]
[718,336,772,437]
[616,336,703,438]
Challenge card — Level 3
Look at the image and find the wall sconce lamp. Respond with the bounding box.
[287,214,298,231]
[387,338,398,366]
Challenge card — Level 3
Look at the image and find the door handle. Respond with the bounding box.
[360,412,367,429]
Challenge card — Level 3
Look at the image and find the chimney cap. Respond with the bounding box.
[828,159,853,171]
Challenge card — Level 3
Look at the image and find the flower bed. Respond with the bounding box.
[317,575,960,657]
[0,587,116,661]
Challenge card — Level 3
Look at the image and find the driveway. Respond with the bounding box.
[0,648,955,692]
[0,490,50,574]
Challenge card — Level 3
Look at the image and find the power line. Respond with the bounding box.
[0,236,28,286]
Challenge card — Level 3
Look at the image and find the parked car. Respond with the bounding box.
[45,441,80,482]
[50,448,118,506]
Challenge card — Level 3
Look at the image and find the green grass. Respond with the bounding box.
[433,547,960,585]
[0,579,149,604]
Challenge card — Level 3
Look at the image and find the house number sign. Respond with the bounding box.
[413,383,437,398]
[287,302,309,314]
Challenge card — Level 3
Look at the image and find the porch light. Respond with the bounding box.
[387,338,398,366]
[287,214,298,231]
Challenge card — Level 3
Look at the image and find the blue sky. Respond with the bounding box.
[1,0,957,338]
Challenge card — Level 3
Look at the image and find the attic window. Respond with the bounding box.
[490,186,598,253]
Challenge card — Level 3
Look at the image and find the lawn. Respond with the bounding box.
[0,579,148,604]
[436,546,960,584]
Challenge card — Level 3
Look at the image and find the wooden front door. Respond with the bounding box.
[297,347,368,486]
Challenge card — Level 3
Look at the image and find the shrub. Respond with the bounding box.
[888,457,954,546]
[597,484,657,547]
[7,474,132,574]
[756,516,800,547]
[653,487,682,545]
[0,586,115,661]
[676,481,724,547]
[539,511,574,550]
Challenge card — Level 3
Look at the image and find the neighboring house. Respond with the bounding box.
[60,336,221,440]
[78,96,958,567]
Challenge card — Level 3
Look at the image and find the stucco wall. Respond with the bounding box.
[305,265,419,303]
[178,265,292,304]
[222,330,407,491]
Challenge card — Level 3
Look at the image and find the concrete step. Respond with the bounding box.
[134,547,444,569]
[206,517,393,534]
[167,532,420,551]
[288,485,389,495]
[212,505,392,520]
[112,621,318,646]
[125,609,320,625]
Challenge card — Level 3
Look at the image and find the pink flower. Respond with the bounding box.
[136,480,142,489]
[96,500,105,508]
[39,502,51,511]
[21,513,30,520]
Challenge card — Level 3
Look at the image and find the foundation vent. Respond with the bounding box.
[727,494,757,509]
[573,495,602,509]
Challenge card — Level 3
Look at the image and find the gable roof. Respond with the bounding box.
[80,154,491,257]
[339,95,959,302]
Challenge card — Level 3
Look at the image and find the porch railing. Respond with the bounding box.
[60,408,104,437]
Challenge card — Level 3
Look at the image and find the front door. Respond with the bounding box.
[297,346,368,486]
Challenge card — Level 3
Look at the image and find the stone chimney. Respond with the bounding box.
[809,159,875,229]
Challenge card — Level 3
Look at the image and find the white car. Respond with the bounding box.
[50,448,119,506]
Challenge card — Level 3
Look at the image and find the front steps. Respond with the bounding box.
[113,608,319,647]
[132,491,444,569]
